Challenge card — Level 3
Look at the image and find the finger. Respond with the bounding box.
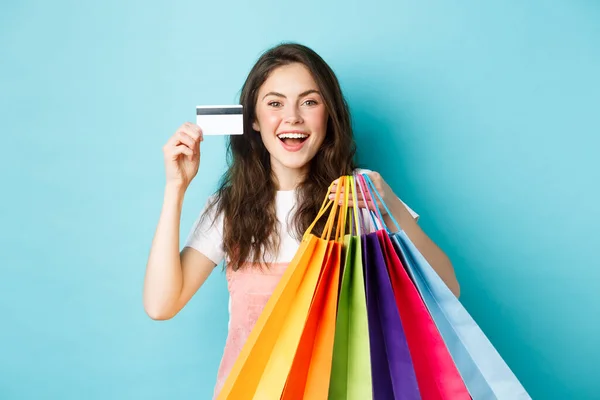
[173,131,196,150]
[330,178,347,189]
[329,185,353,193]
[171,143,194,159]
[337,197,368,207]
[167,131,188,148]
[329,190,349,200]
[355,200,375,210]
[182,127,203,155]
[182,122,204,141]
[329,190,367,203]
[345,200,367,209]
[329,186,345,194]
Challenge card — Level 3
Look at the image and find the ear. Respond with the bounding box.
[252,120,260,132]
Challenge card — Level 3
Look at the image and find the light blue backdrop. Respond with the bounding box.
[2,0,598,399]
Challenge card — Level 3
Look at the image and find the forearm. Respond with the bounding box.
[143,184,187,318]
[384,199,460,298]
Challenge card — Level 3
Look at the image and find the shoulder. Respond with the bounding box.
[189,195,224,234]
[353,167,372,174]
[183,194,225,266]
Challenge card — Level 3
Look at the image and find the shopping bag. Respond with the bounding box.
[360,174,470,399]
[280,239,341,399]
[380,231,471,399]
[392,231,531,400]
[280,177,350,399]
[329,176,372,400]
[217,180,345,400]
[356,175,421,400]
[361,173,531,400]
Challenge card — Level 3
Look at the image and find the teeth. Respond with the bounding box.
[278,133,308,139]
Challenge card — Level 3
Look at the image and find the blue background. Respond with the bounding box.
[2,0,599,399]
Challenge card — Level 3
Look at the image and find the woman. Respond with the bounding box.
[143,42,460,397]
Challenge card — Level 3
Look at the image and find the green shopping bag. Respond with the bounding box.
[329,176,372,400]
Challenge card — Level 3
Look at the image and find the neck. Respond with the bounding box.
[271,158,308,191]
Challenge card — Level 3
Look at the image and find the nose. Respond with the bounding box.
[284,105,303,125]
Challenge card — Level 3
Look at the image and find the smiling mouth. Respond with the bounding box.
[277,132,309,146]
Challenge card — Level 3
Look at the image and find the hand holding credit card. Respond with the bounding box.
[196,105,244,135]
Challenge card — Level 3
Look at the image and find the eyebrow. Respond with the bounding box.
[262,89,321,100]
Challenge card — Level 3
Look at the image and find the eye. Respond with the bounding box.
[268,101,282,108]
[303,99,319,106]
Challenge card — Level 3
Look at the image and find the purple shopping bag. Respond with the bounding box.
[358,176,421,400]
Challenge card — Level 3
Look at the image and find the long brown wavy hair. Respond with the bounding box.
[203,43,357,270]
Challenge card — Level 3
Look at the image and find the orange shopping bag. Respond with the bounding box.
[217,178,347,400]
[281,177,352,399]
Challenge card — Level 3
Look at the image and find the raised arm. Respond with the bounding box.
[143,122,217,320]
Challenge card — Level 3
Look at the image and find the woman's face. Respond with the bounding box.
[253,63,329,176]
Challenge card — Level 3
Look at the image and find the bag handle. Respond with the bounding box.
[353,174,368,235]
[349,174,361,237]
[358,174,386,232]
[347,176,355,237]
[355,172,379,232]
[334,176,350,243]
[303,183,335,241]
[362,173,402,233]
[321,175,345,240]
